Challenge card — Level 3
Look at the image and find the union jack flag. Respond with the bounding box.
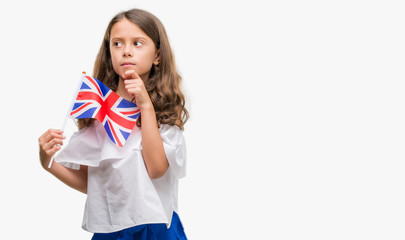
[69,75,140,147]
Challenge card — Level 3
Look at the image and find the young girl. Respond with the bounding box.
[38,9,189,240]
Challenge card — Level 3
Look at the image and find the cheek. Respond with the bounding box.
[110,53,121,72]
[138,51,156,66]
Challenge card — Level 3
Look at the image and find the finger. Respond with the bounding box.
[124,82,141,90]
[39,130,65,146]
[124,78,145,88]
[125,80,146,93]
[124,78,143,84]
[39,130,62,146]
[45,144,62,157]
[123,70,141,80]
[123,79,136,87]
[43,138,64,152]
[39,129,62,140]
[125,85,145,97]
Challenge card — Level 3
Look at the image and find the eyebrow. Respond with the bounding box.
[111,37,148,42]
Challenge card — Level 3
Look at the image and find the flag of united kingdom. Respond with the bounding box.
[69,75,140,147]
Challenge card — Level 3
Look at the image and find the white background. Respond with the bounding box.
[1,0,404,239]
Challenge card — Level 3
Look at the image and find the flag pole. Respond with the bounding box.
[48,71,87,168]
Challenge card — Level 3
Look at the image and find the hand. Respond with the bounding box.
[123,70,153,110]
[38,129,65,169]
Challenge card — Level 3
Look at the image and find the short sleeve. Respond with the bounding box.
[60,161,81,170]
[54,127,94,168]
[160,124,187,178]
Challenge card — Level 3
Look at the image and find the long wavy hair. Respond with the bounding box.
[78,9,189,130]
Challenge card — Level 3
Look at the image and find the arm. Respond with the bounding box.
[38,129,88,193]
[139,104,169,179]
[123,70,169,179]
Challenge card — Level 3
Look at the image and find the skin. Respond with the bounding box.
[38,129,88,194]
[38,18,169,194]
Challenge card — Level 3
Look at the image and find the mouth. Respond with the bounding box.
[121,62,135,68]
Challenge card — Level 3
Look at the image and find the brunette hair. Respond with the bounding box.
[78,9,189,130]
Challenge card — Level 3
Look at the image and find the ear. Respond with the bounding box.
[153,49,160,65]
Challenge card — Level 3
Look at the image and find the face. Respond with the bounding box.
[109,18,159,81]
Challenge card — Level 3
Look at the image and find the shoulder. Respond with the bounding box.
[159,124,182,135]
[67,121,105,148]
[159,124,184,145]
[71,121,98,137]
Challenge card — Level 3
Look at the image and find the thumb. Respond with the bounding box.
[48,144,62,157]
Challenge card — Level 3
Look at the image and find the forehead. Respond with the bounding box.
[110,18,149,39]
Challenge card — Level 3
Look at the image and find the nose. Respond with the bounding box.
[123,50,133,57]
[123,45,133,57]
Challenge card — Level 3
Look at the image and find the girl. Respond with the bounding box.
[38,8,189,240]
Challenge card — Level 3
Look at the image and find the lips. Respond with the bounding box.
[121,62,135,68]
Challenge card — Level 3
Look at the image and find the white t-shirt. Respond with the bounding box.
[55,120,186,233]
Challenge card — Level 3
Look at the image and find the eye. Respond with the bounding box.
[134,41,143,47]
[114,41,123,47]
